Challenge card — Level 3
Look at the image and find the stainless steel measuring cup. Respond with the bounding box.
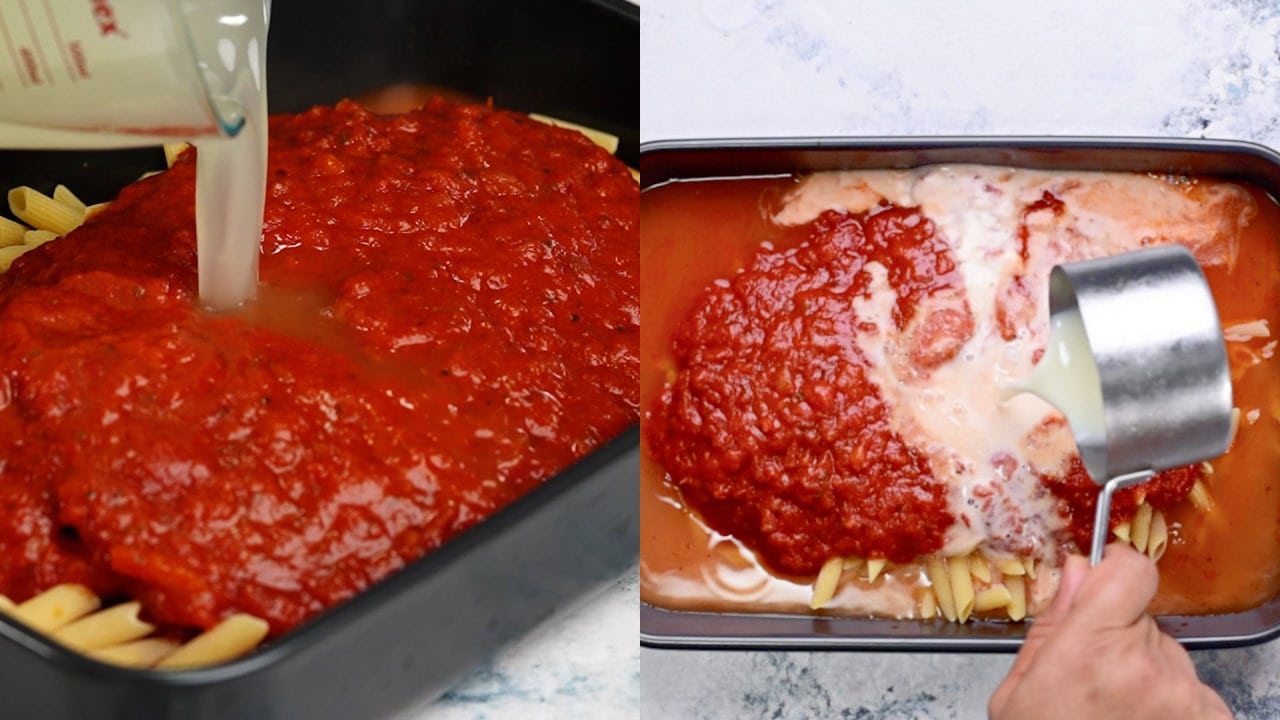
[1046,244,1233,565]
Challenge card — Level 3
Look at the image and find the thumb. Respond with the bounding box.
[989,554,1088,716]
[1039,554,1088,624]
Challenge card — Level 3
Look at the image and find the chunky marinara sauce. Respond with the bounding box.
[646,208,958,576]
[0,99,638,635]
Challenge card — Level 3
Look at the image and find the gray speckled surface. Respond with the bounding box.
[404,569,638,720]
[641,1,1280,718]
[641,647,1280,719]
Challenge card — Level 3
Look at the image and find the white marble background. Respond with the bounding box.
[405,569,639,720]
[642,1,1280,718]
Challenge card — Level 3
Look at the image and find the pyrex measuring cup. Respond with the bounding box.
[0,0,268,148]
[0,0,270,311]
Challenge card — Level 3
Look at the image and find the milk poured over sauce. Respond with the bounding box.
[188,4,268,311]
[1004,308,1107,469]
[0,1,268,310]
[641,167,1262,618]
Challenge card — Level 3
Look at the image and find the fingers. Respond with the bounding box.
[1156,626,1197,679]
[991,544,1235,720]
[1062,543,1158,631]
[1154,628,1233,718]
[1007,554,1087,676]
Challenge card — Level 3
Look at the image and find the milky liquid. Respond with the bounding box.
[1004,308,1107,466]
[0,0,269,310]
[176,1,269,311]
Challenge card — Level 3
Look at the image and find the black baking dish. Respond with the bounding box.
[0,2,638,719]
[639,136,1280,652]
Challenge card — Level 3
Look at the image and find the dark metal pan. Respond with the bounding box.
[640,136,1280,652]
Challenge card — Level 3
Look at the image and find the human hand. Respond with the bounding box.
[988,543,1232,720]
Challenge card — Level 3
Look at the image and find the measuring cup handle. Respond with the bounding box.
[1089,470,1155,566]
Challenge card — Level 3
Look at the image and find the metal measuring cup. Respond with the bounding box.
[1045,244,1234,565]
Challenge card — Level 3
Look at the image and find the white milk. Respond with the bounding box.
[185,2,269,311]
[1003,308,1107,451]
[0,0,269,310]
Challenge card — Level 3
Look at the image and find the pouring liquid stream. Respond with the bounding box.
[1004,308,1121,564]
[1001,308,1107,458]
[170,0,270,312]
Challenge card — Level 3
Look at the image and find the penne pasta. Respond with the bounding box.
[84,201,111,219]
[1132,502,1154,554]
[3,583,270,670]
[995,557,1026,576]
[53,601,155,652]
[630,167,640,182]
[1189,479,1215,513]
[973,584,1014,613]
[1113,521,1132,543]
[155,615,270,671]
[0,245,31,272]
[842,556,864,573]
[528,113,621,155]
[8,186,83,236]
[947,554,976,622]
[920,589,937,619]
[809,556,843,609]
[1228,407,1241,449]
[1022,557,1037,580]
[1005,575,1028,621]
[1147,510,1169,562]
[24,229,57,247]
[0,216,26,247]
[89,638,180,669]
[969,553,992,584]
[164,143,191,168]
[925,556,957,622]
[12,584,100,634]
[52,184,86,214]
[865,558,887,583]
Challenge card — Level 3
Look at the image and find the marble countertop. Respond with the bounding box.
[402,568,638,720]
[641,0,1280,718]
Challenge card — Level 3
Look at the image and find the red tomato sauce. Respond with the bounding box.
[1041,454,1200,550]
[645,207,958,576]
[0,99,638,636]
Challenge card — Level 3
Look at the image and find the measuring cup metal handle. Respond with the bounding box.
[1089,469,1156,566]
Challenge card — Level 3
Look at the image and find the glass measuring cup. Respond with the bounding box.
[0,0,270,310]
[0,0,268,148]
[1008,244,1234,565]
